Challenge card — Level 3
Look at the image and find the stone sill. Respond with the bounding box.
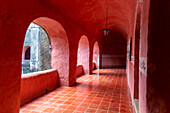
[22,69,56,78]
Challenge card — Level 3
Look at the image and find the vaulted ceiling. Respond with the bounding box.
[46,0,137,38]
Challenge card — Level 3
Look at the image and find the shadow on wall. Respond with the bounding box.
[76,65,85,77]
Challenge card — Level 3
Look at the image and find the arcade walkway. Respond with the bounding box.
[20,69,135,113]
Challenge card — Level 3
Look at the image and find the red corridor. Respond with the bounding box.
[0,0,169,112]
[20,69,135,113]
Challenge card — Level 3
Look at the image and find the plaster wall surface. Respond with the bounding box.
[20,69,58,105]
[139,0,150,112]
[126,1,150,113]
[127,61,135,102]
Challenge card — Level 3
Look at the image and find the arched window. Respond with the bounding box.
[25,47,30,60]
[22,23,51,74]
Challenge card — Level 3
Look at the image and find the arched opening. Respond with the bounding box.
[22,46,31,60]
[32,17,69,86]
[20,17,69,105]
[92,41,100,70]
[25,47,30,60]
[76,35,90,77]
[22,23,51,74]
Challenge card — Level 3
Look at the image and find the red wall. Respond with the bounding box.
[126,0,170,112]
[127,61,135,101]
[126,0,149,113]
[139,0,150,112]
[20,69,58,105]
[102,31,127,68]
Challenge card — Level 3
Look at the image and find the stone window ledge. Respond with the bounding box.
[22,69,56,78]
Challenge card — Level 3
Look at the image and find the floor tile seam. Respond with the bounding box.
[107,71,119,112]
[49,87,83,110]
[53,88,90,113]
[21,101,49,110]
[28,105,50,112]
[72,85,93,112]
[21,108,40,112]
[118,72,124,113]
[49,89,73,106]
[95,69,114,113]
[121,76,134,112]
[94,78,111,112]
[21,98,50,110]
[85,73,106,113]
[53,88,72,99]
[84,88,100,111]
[20,69,124,113]
[53,109,64,113]
[52,106,69,113]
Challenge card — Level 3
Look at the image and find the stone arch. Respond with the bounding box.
[22,23,51,74]
[30,17,69,86]
[77,35,90,74]
[92,41,100,70]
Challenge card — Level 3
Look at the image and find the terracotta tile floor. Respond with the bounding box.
[20,69,135,113]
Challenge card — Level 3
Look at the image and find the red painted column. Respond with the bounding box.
[146,0,170,112]
[0,23,26,113]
